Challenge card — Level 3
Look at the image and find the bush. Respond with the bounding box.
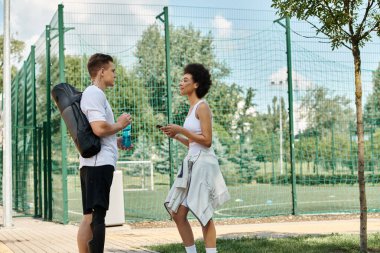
[255,174,380,185]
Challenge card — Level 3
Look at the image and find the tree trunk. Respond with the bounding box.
[353,43,367,253]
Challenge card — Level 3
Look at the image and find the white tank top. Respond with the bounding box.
[183,100,211,155]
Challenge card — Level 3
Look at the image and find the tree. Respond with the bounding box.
[295,133,316,174]
[36,55,85,130]
[266,96,287,133]
[212,131,241,185]
[209,82,242,131]
[233,88,260,182]
[272,1,380,251]
[134,24,238,131]
[0,35,25,91]
[300,86,354,174]
[260,96,290,169]
[134,24,253,179]
[364,63,380,125]
[236,87,256,134]
[300,86,354,131]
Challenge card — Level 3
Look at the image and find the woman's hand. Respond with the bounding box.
[161,124,182,138]
[117,136,134,150]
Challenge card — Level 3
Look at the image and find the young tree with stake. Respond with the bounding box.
[271,1,379,252]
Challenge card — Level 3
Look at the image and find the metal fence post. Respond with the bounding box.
[37,125,43,217]
[285,16,297,215]
[2,0,12,227]
[13,74,20,211]
[156,6,174,187]
[43,122,48,220]
[45,24,53,221]
[58,3,69,224]
[349,125,354,176]
[315,130,319,175]
[274,16,297,215]
[271,133,276,184]
[31,45,38,217]
[22,61,28,212]
[331,123,336,175]
[299,133,303,179]
[370,127,375,184]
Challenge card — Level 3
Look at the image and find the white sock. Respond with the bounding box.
[206,248,217,253]
[185,244,197,253]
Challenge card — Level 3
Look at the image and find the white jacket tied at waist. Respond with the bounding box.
[164,149,230,226]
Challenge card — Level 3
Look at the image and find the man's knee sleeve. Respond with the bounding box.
[92,206,106,226]
[89,206,107,253]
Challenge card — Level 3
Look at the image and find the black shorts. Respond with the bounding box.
[80,165,114,214]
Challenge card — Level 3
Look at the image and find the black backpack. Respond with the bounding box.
[51,83,101,158]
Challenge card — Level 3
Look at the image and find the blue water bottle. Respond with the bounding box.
[122,124,132,148]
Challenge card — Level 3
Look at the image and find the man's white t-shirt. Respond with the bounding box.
[79,85,118,169]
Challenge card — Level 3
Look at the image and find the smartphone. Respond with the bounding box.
[156,124,163,129]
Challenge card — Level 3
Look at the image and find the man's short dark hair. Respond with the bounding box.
[87,53,113,78]
[184,63,212,98]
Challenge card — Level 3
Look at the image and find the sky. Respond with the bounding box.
[1,0,379,132]
[0,0,275,53]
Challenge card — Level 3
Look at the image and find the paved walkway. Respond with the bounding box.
[0,210,380,252]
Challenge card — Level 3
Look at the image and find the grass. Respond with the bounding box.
[149,233,380,253]
[64,170,380,223]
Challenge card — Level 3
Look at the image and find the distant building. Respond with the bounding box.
[269,67,311,133]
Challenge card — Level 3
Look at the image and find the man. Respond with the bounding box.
[77,53,131,253]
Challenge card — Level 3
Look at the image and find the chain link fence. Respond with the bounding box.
[2,3,380,223]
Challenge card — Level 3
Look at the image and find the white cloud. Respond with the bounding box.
[127,5,162,26]
[10,0,61,41]
[7,0,169,59]
[6,0,61,65]
[212,15,232,38]
[61,2,168,59]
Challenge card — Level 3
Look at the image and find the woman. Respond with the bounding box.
[160,63,230,253]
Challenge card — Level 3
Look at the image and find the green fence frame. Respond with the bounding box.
[3,3,380,224]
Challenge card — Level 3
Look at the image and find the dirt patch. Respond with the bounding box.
[128,213,380,229]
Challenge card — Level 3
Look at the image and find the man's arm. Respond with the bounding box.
[90,113,131,137]
[90,121,123,137]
